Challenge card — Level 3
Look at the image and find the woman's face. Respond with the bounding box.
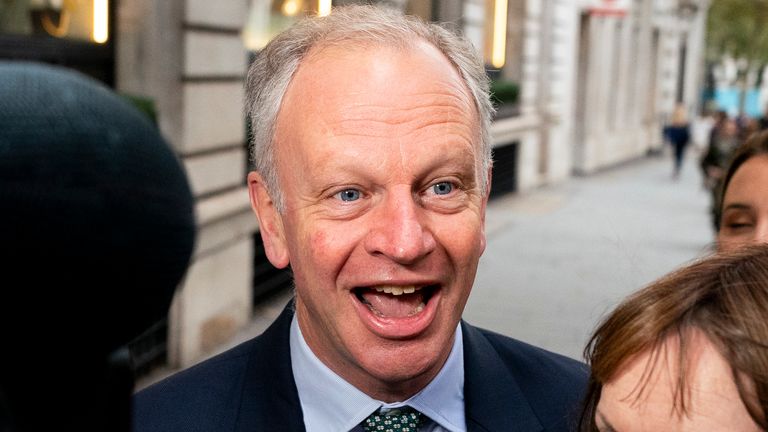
[595,331,761,432]
[719,155,768,252]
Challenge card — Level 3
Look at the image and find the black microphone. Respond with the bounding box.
[0,62,196,432]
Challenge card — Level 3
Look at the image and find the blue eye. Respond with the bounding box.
[432,182,453,195]
[336,189,361,202]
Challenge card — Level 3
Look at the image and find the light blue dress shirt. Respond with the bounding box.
[290,317,466,432]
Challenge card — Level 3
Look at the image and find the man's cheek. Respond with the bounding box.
[307,229,339,271]
[310,229,328,250]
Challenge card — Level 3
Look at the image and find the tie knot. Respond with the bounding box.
[362,406,424,432]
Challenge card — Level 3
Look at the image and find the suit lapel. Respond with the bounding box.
[462,321,543,432]
[228,308,545,431]
[235,302,306,432]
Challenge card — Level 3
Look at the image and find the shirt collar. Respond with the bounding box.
[290,316,466,432]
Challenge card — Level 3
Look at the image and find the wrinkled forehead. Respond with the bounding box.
[299,38,478,117]
[276,41,481,165]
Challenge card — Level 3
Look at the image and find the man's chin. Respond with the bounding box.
[351,346,448,402]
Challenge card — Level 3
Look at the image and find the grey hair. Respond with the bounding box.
[245,4,494,211]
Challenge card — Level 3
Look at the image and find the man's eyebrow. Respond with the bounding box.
[596,410,619,432]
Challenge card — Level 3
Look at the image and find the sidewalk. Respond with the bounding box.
[465,152,712,360]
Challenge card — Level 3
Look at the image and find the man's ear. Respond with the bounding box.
[480,166,493,217]
[485,167,493,202]
[248,171,290,269]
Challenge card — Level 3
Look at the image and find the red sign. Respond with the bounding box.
[589,0,629,17]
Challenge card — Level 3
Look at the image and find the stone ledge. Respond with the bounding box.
[185,32,247,77]
[185,0,248,29]
[491,114,542,145]
[195,210,258,259]
[184,148,246,196]
[196,186,252,226]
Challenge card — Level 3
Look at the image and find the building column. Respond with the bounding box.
[118,0,255,368]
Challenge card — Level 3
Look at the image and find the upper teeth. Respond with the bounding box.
[374,286,419,296]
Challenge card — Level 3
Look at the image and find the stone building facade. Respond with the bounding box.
[117,0,254,367]
[110,0,709,369]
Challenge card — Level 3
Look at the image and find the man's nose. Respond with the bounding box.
[364,189,436,264]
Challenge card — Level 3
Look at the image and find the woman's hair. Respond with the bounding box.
[718,130,768,228]
[579,245,768,431]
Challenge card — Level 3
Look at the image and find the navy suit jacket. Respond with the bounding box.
[134,303,587,431]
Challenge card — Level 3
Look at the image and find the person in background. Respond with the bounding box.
[717,130,768,251]
[579,245,768,432]
[701,116,740,230]
[690,107,715,154]
[133,5,587,432]
[758,103,768,131]
[663,104,691,180]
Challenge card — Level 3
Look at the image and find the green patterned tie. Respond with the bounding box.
[362,407,424,432]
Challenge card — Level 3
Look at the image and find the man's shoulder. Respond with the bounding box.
[475,327,589,385]
[133,305,297,432]
[462,323,588,431]
[132,338,258,431]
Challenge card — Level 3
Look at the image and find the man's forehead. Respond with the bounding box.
[301,40,461,84]
[287,40,475,119]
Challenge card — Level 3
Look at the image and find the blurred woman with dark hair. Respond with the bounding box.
[717,130,768,251]
[579,245,768,431]
[701,115,740,230]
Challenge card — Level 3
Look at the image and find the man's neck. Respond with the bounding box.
[290,317,466,432]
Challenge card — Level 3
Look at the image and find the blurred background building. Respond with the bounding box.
[0,0,710,373]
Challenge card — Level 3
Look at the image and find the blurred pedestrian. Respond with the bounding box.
[663,104,691,180]
[717,130,768,252]
[740,116,761,141]
[690,109,714,154]
[758,103,768,130]
[707,109,729,149]
[579,244,768,431]
[701,117,740,230]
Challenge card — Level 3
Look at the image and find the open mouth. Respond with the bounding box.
[354,285,438,318]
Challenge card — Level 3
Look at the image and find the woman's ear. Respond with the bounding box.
[247,171,290,269]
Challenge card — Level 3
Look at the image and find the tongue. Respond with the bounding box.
[360,290,425,318]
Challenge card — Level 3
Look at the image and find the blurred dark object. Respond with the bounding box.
[252,232,293,302]
[490,80,520,118]
[119,93,159,125]
[0,0,33,35]
[490,80,520,105]
[0,61,195,431]
[489,141,519,199]
[29,7,61,37]
[0,0,115,86]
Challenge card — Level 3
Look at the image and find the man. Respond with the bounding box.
[134,6,586,431]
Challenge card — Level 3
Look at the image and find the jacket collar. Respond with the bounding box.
[461,321,543,432]
[236,301,306,432]
[233,303,544,432]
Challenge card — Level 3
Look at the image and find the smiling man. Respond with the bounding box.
[133,6,586,432]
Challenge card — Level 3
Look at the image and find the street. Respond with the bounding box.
[465,151,712,360]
